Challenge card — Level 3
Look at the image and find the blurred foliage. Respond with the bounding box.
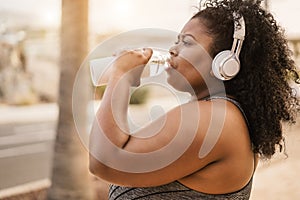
[129,87,149,104]
[93,85,106,100]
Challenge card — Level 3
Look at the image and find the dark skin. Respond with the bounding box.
[89,18,258,194]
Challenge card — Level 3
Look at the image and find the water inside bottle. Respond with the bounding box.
[90,48,170,86]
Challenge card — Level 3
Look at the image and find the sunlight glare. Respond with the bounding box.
[40,11,60,28]
[114,0,133,17]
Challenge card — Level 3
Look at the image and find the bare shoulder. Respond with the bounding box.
[178,99,254,193]
[195,98,251,157]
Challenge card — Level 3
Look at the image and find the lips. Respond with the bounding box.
[166,58,176,70]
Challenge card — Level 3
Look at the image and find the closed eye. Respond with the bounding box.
[182,35,194,46]
[174,35,195,46]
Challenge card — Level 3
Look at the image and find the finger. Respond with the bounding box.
[142,48,153,60]
[112,47,131,57]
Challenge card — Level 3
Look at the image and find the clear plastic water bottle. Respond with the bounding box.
[90,48,170,86]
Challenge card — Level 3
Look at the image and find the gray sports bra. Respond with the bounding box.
[109,179,252,200]
[108,96,253,200]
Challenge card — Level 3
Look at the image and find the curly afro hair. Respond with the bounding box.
[192,0,300,158]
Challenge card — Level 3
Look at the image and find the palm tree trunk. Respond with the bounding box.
[47,0,93,199]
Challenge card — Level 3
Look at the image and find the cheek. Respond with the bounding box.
[177,45,213,80]
[178,58,207,84]
[169,59,204,89]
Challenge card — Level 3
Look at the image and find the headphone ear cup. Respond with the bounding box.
[212,50,231,80]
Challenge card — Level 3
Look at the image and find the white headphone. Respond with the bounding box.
[212,12,246,81]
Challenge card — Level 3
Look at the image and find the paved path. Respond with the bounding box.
[0,104,58,198]
[250,121,300,199]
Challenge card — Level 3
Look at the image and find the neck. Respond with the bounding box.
[192,88,226,101]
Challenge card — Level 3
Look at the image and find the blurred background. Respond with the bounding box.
[0,0,299,199]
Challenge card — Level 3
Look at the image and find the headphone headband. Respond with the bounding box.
[233,12,246,41]
[211,11,246,81]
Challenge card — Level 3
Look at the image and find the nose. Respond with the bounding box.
[169,45,178,57]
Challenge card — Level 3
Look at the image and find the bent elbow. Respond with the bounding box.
[89,154,106,177]
[89,160,96,176]
[89,155,119,185]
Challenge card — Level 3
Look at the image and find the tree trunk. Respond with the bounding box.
[47,0,93,199]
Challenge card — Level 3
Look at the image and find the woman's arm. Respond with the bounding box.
[88,49,245,187]
[92,49,153,148]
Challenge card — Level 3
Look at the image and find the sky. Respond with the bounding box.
[0,0,300,37]
[0,0,197,32]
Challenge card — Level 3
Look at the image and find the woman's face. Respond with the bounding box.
[167,18,216,96]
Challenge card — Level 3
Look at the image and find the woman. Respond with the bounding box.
[89,0,299,199]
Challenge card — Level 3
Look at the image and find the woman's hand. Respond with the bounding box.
[111,48,153,86]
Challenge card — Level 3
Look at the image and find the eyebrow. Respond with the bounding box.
[177,33,197,41]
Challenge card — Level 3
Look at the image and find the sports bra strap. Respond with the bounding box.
[204,95,251,131]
